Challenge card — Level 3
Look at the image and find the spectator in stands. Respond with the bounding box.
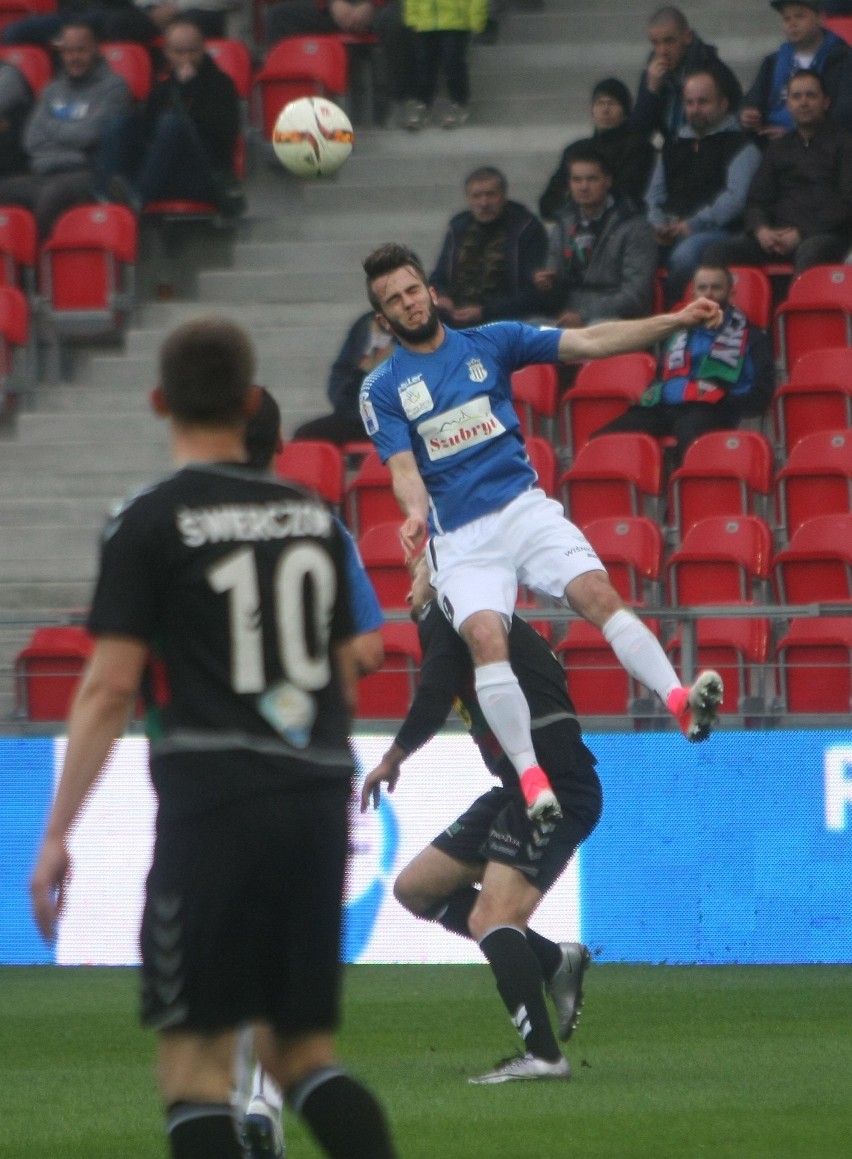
[630,6,742,142]
[98,18,242,215]
[291,310,397,444]
[591,263,775,466]
[1,0,158,47]
[648,70,762,304]
[0,22,131,238]
[538,77,656,221]
[0,57,33,179]
[740,1,852,139]
[401,0,487,130]
[532,149,658,326]
[140,1,234,39]
[705,68,852,273]
[430,166,548,324]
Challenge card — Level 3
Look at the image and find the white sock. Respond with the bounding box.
[250,1064,284,1115]
[602,608,680,704]
[474,661,538,774]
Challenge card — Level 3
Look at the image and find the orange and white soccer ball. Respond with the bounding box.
[272,96,354,178]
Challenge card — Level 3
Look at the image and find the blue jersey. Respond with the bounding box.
[359,323,562,533]
[336,517,384,635]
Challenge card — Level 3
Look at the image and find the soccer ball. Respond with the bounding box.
[272,96,354,178]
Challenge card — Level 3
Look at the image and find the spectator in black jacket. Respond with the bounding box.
[97,18,242,214]
[705,68,852,272]
[538,77,656,221]
[430,166,548,325]
[0,57,32,179]
[630,5,742,142]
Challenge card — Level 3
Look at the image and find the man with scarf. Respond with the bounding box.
[591,264,775,466]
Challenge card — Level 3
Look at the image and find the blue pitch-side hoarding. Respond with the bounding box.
[1,730,850,966]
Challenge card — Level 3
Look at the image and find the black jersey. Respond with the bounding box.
[395,600,597,791]
[88,463,355,811]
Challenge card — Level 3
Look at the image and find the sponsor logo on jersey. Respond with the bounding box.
[360,397,379,435]
[417,395,505,461]
[467,358,488,383]
[398,374,433,420]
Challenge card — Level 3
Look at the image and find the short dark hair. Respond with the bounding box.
[694,263,733,291]
[59,19,100,43]
[788,67,827,95]
[649,5,689,31]
[683,68,725,99]
[244,387,281,470]
[464,165,507,192]
[567,146,613,176]
[363,242,428,311]
[159,316,255,426]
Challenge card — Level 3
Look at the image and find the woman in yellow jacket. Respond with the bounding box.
[403,0,488,129]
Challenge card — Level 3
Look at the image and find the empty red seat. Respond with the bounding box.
[274,438,345,507]
[358,521,410,608]
[668,430,774,542]
[774,428,852,540]
[555,616,660,716]
[666,617,771,716]
[254,36,349,140]
[559,352,656,459]
[14,625,92,721]
[774,264,852,376]
[667,514,773,606]
[772,513,852,604]
[582,515,664,605]
[559,432,663,528]
[776,617,852,713]
[511,363,559,439]
[728,265,772,330]
[0,205,36,294]
[356,621,421,718]
[101,41,152,101]
[525,434,558,496]
[344,450,399,536]
[0,42,52,95]
[0,283,29,398]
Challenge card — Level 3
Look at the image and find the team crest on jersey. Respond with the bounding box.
[467,358,488,383]
[398,374,433,420]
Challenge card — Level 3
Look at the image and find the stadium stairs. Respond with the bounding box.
[0,0,777,723]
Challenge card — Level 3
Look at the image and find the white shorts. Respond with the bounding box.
[428,488,604,630]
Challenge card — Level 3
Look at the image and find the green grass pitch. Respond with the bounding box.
[2,962,850,1158]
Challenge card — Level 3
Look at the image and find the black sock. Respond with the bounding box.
[526,926,562,981]
[288,1066,397,1159]
[479,926,561,1062]
[166,1102,243,1158]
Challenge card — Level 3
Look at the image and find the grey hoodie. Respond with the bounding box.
[24,57,131,176]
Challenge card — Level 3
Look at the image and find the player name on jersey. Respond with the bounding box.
[176,501,332,547]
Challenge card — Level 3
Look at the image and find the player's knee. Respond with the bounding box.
[459,612,508,665]
[565,569,624,627]
[392,868,430,915]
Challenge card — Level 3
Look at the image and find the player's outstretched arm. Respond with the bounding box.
[557,297,723,362]
[30,636,147,941]
[387,450,431,557]
[360,743,407,812]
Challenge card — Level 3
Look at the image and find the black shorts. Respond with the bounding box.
[431,781,600,895]
[139,780,350,1035]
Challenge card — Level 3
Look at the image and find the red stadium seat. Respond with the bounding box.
[789,345,852,386]
[0,43,52,96]
[775,265,852,376]
[666,617,771,716]
[0,283,29,398]
[525,434,557,496]
[772,513,852,604]
[668,430,774,542]
[254,36,349,139]
[558,352,656,460]
[274,438,345,507]
[825,15,852,43]
[510,363,559,439]
[773,379,852,459]
[358,521,409,609]
[356,621,421,718]
[559,432,664,527]
[206,37,254,99]
[776,617,852,713]
[101,41,152,101]
[728,265,772,330]
[14,625,92,721]
[582,516,664,605]
[0,205,36,295]
[344,450,399,536]
[774,428,852,540]
[667,515,773,606]
[555,616,660,717]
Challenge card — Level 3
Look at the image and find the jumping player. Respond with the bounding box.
[30,317,398,1159]
[362,556,602,1084]
[360,242,724,823]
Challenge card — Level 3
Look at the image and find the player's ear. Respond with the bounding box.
[429,285,439,306]
[375,311,391,332]
[244,384,262,417]
[150,386,169,417]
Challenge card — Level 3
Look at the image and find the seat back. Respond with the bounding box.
[356,621,421,718]
[666,514,773,605]
[525,434,557,496]
[14,625,93,721]
[344,450,398,536]
[777,617,852,713]
[825,15,852,42]
[556,617,659,716]
[40,205,137,314]
[0,42,52,96]
[668,430,774,541]
[0,283,28,388]
[358,521,410,608]
[559,432,663,527]
[510,363,558,439]
[207,37,253,98]
[101,41,152,101]
[728,265,772,330]
[666,616,771,716]
[255,36,349,139]
[772,513,852,604]
[774,428,852,539]
[559,352,655,457]
[0,205,36,290]
[582,516,663,604]
[775,265,852,375]
[773,380,852,458]
[274,438,345,507]
[789,345,852,386]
